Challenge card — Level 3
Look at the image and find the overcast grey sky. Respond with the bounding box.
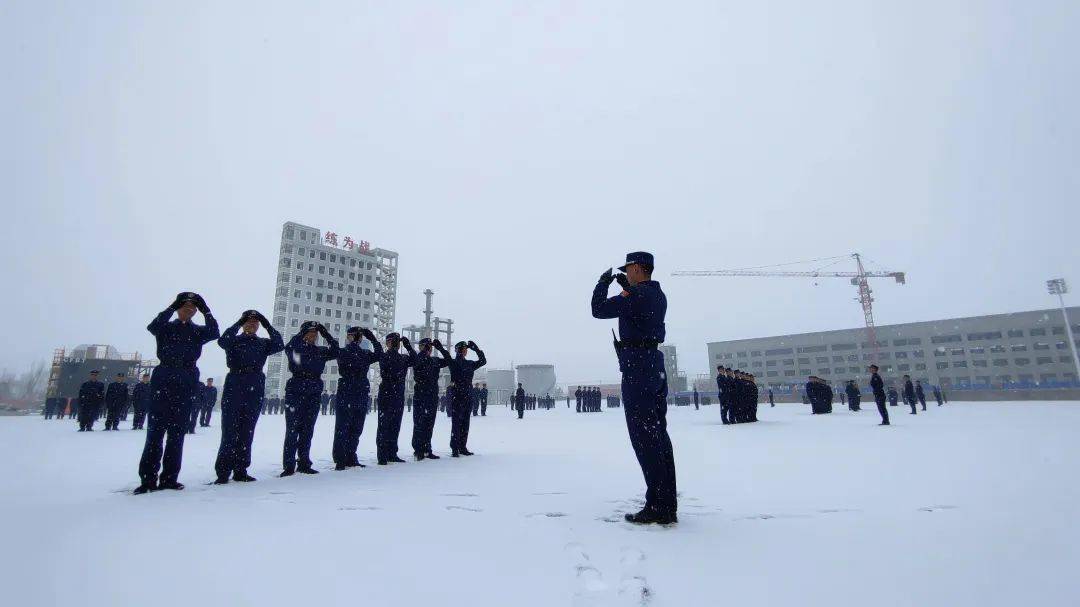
[2,1,1078,385]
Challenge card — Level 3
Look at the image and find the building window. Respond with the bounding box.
[1037,357,1053,365]
[816,357,829,364]
[848,367,860,374]
[292,304,299,313]
[967,331,1002,341]
[767,371,778,377]
[766,361,776,367]
[992,359,1009,367]
[1052,326,1065,335]
[797,345,827,353]
[798,357,810,365]
[832,356,844,363]
[895,351,908,359]
[931,334,961,344]
[1014,358,1031,366]
[1030,328,1046,337]
[969,347,985,355]
[752,361,762,368]
[298,231,305,241]
[295,276,302,284]
[897,364,910,371]
[1011,344,1027,352]
[1033,342,1050,351]
[293,290,300,298]
[1007,329,1024,338]
[320,252,327,261]
[952,361,967,368]
[936,362,949,370]
[831,343,857,351]
[973,360,987,367]
[291,319,298,327]
[1063,356,1075,363]
[913,351,925,358]
[750,351,761,357]
[782,359,794,366]
[784,370,797,377]
[737,352,748,358]
[915,364,927,371]
[989,345,1005,353]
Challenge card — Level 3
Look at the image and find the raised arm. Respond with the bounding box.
[468,341,487,369]
[591,269,627,319]
[218,318,243,350]
[148,294,182,336]
[264,316,285,356]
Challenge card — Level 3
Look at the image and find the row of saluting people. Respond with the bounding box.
[126,292,485,495]
[574,386,604,412]
[715,366,759,424]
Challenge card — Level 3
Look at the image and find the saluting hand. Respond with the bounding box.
[615,273,631,291]
[598,268,614,286]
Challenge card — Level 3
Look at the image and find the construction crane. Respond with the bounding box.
[673,253,906,361]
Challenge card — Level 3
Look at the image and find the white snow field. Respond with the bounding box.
[2,402,1079,606]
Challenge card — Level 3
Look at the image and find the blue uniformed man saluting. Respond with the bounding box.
[135,292,220,493]
[281,321,340,476]
[592,252,677,525]
[334,326,383,469]
[410,337,450,460]
[213,310,284,483]
[448,340,487,456]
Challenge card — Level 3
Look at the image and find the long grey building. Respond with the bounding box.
[706,307,1080,390]
[267,221,399,398]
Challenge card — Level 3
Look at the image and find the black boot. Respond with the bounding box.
[459,449,474,456]
[280,469,295,477]
[297,466,319,474]
[426,452,440,460]
[233,471,257,482]
[335,463,348,471]
[158,481,185,491]
[133,481,157,495]
[213,477,229,485]
[389,455,406,463]
[451,451,460,458]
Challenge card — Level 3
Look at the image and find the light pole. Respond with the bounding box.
[1047,278,1080,386]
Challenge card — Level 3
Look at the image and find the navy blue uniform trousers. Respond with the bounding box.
[139,367,198,485]
[333,393,368,465]
[620,349,677,515]
[215,372,263,477]
[411,391,438,454]
[449,386,473,452]
[376,387,405,461]
[283,377,321,470]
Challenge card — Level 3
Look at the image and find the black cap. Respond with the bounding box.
[618,251,654,272]
[241,309,260,322]
[177,292,199,303]
[299,321,320,334]
[346,326,362,337]
[90,370,99,374]
[385,332,401,341]
[418,338,433,346]
[455,341,468,350]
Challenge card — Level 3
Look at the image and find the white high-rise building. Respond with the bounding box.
[266,221,399,398]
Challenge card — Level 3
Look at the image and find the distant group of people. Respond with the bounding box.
[574,386,604,412]
[715,367,759,424]
[60,371,153,431]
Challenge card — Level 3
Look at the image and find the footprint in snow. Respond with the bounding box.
[918,505,958,512]
[565,542,607,606]
[445,505,482,512]
[440,493,478,497]
[532,491,568,496]
[527,512,568,518]
[339,506,382,511]
[618,546,653,606]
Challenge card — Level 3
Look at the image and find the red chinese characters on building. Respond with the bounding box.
[324,231,338,246]
[358,240,370,252]
[342,236,356,250]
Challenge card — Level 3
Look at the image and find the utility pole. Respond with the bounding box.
[1047,278,1080,384]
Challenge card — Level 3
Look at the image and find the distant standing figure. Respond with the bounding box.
[104,373,129,430]
[915,381,927,411]
[869,365,889,426]
[78,370,105,431]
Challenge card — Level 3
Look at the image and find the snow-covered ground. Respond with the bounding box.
[2,402,1078,606]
